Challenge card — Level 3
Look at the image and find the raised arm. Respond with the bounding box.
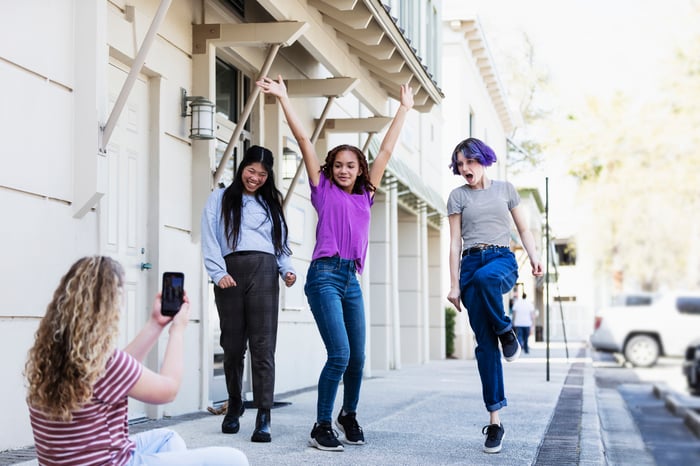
[257,75,321,187]
[368,83,414,188]
[127,293,191,404]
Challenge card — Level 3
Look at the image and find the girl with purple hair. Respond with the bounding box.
[446,137,543,454]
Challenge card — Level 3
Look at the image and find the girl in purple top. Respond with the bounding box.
[258,75,413,451]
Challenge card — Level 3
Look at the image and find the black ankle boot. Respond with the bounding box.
[221,400,245,434]
[251,408,271,442]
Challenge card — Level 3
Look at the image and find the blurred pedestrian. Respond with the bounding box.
[258,74,413,451]
[511,291,536,354]
[201,145,297,443]
[446,138,543,454]
[25,256,248,466]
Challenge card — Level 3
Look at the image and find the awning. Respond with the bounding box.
[447,17,516,133]
[257,0,444,113]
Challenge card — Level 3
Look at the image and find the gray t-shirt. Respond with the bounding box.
[446,180,520,249]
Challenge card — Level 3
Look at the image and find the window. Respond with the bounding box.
[216,59,251,132]
[555,242,576,266]
[676,297,700,315]
[611,294,655,306]
[215,59,252,186]
[424,0,440,84]
[397,0,441,86]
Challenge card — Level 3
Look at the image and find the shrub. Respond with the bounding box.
[445,307,457,358]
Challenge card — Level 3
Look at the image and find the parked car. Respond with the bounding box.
[683,338,700,395]
[590,292,700,367]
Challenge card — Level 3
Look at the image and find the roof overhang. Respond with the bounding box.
[448,17,516,133]
[257,0,443,113]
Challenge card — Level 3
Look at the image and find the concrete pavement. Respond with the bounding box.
[8,340,696,465]
[170,341,585,465]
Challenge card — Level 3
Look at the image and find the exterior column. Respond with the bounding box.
[191,41,216,410]
[420,203,429,363]
[389,178,401,370]
[369,191,393,371]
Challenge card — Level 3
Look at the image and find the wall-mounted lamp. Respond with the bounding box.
[282,147,301,180]
[282,136,302,180]
[181,88,215,140]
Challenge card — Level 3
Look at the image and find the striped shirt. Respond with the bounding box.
[28,349,143,466]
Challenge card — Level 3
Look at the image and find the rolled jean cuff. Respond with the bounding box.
[486,398,508,412]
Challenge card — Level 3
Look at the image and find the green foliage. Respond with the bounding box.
[547,27,700,291]
[445,307,457,358]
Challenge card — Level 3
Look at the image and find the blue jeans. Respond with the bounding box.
[516,326,531,353]
[305,257,366,423]
[128,428,248,466]
[459,247,518,412]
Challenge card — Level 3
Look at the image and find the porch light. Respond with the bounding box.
[181,88,215,140]
[282,146,300,180]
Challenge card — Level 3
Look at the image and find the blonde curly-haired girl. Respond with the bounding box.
[25,256,248,466]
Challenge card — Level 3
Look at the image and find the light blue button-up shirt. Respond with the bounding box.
[201,188,294,285]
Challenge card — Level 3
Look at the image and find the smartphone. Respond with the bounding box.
[161,272,185,316]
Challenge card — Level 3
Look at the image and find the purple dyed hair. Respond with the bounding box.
[449,138,497,174]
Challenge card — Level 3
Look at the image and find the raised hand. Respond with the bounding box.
[256,75,287,100]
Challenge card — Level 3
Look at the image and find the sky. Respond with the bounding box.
[464,0,699,235]
[471,0,698,106]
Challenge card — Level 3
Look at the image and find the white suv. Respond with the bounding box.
[590,292,700,367]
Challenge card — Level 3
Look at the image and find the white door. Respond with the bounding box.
[102,61,151,420]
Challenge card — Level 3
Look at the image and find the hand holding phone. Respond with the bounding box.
[161,272,185,316]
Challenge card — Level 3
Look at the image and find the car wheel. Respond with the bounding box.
[624,334,660,367]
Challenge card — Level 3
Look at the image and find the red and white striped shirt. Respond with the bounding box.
[29,349,142,466]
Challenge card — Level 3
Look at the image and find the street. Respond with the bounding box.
[592,351,700,465]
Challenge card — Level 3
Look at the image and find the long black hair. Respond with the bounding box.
[221,145,291,256]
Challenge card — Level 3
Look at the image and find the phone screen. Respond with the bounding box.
[161,272,185,316]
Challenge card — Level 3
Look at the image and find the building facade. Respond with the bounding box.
[0,0,517,450]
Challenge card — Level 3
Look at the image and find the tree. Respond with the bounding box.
[546,30,700,291]
[500,33,550,173]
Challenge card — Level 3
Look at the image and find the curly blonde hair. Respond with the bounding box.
[25,256,124,421]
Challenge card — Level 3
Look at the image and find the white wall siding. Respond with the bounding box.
[0,0,513,452]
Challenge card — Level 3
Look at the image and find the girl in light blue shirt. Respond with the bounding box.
[201,145,296,444]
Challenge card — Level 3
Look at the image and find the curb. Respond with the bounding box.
[655,382,700,439]
[683,407,700,439]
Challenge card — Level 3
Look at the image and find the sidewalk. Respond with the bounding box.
[10,341,612,465]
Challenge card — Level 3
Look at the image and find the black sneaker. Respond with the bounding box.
[482,423,505,453]
[499,329,521,361]
[308,422,344,451]
[335,411,365,445]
